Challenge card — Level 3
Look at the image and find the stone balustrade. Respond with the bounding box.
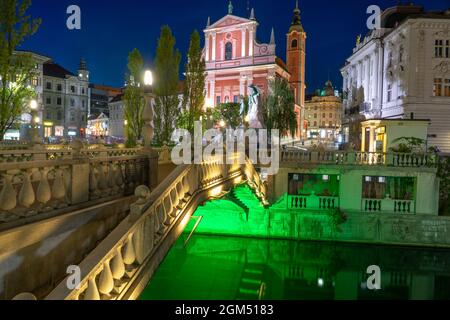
[281,150,437,168]
[288,195,340,210]
[45,155,267,300]
[362,198,416,214]
[0,145,149,226]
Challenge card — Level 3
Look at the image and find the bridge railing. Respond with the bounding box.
[45,155,267,300]
[281,150,437,168]
[0,144,149,227]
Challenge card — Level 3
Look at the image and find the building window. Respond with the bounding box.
[444,79,450,97]
[70,111,75,122]
[57,97,62,105]
[70,98,75,107]
[31,77,38,86]
[46,82,52,90]
[329,121,333,127]
[329,113,333,118]
[57,84,62,91]
[57,111,62,120]
[233,95,239,103]
[291,39,298,48]
[71,86,76,93]
[225,42,233,60]
[81,87,85,95]
[46,97,51,105]
[362,176,415,200]
[82,100,85,108]
[46,111,51,120]
[216,96,221,105]
[314,113,317,119]
[434,78,443,96]
[387,84,393,102]
[224,96,230,103]
[435,40,445,58]
[313,121,317,127]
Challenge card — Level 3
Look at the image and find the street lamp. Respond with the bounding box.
[142,69,155,148]
[144,70,153,86]
[29,99,41,144]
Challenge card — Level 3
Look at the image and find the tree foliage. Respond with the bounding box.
[212,102,242,129]
[123,48,145,147]
[0,0,41,140]
[181,30,205,133]
[153,25,181,145]
[262,78,297,138]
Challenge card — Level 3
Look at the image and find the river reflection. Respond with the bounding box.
[140,231,450,300]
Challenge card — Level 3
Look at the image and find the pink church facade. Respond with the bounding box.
[203,2,307,138]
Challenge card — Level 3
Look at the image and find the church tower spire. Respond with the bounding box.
[286,0,307,139]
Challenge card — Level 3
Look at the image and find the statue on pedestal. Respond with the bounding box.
[247,85,263,129]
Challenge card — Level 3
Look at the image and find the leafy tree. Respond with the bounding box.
[181,30,205,133]
[0,0,41,141]
[262,78,297,138]
[153,25,181,145]
[212,102,242,129]
[123,48,145,147]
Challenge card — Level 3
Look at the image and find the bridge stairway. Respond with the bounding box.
[231,185,265,211]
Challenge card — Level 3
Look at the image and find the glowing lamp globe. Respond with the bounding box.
[144,70,153,86]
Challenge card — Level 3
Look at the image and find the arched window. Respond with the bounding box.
[291,39,298,48]
[225,42,233,60]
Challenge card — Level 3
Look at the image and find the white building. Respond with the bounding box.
[108,93,125,139]
[341,4,450,152]
[42,59,90,139]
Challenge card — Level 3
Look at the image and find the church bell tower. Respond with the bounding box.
[286,0,306,137]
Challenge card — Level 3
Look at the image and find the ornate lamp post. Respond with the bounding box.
[29,99,41,144]
[142,70,154,148]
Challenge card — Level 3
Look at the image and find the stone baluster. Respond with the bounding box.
[36,168,51,207]
[115,163,124,190]
[84,277,101,300]
[19,170,35,208]
[98,260,115,296]
[97,164,108,191]
[52,169,66,203]
[107,163,115,190]
[123,234,136,266]
[0,174,17,211]
[110,246,126,281]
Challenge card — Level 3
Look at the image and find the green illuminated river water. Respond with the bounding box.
[140,187,450,300]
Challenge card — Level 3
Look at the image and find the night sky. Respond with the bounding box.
[23,0,449,93]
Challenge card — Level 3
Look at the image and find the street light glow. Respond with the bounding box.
[144,70,153,86]
[30,99,38,110]
[34,116,41,123]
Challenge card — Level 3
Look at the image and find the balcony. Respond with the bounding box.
[362,199,416,214]
[288,195,339,210]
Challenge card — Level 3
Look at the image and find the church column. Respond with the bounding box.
[212,33,217,61]
[239,76,246,97]
[249,28,254,56]
[241,28,247,58]
[205,34,210,62]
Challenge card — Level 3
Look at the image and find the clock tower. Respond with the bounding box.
[286,1,307,138]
